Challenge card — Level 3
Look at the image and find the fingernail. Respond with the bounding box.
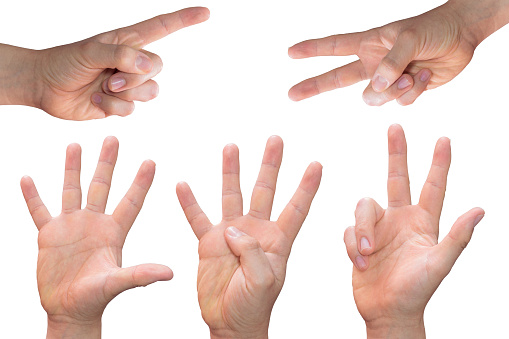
[110,77,126,91]
[397,77,411,89]
[91,93,102,104]
[355,256,367,270]
[226,226,245,238]
[136,54,152,72]
[372,75,388,92]
[473,214,485,227]
[420,69,431,82]
[360,237,371,253]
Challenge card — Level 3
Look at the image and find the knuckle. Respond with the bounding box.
[399,29,418,42]
[114,45,133,68]
[380,55,400,74]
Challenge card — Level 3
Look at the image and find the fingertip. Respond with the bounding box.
[288,86,303,101]
[20,175,32,187]
[355,255,368,271]
[181,6,211,25]
[223,143,239,156]
[103,135,120,147]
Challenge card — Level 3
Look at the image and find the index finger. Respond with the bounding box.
[288,32,366,59]
[100,7,210,48]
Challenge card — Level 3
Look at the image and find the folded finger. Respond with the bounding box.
[362,74,413,106]
[344,226,368,271]
[103,79,159,102]
[289,60,366,101]
[354,198,384,255]
[107,50,163,92]
[91,92,135,117]
[396,69,432,106]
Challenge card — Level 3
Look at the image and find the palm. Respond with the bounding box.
[352,206,438,322]
[38,45,113,120]
[177,136,322,336]
[196,216,289,330]
[344,125,484,327]
[37,210,124,320]
[21,137,173,324]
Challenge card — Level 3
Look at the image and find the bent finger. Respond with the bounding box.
[91,92,135,117]
[397,69,432,106]
[344,226,368,271]
[362,74,413,106]
[103,79,159,102]
[354,198,384,255]
[107,50,163,92]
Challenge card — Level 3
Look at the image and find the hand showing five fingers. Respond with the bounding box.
[343,125,484,338]
[20,137,173,338]
[288,2,477,106]
[176,136,322,339]
[35,7,209,120]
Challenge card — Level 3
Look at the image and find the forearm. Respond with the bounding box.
[0,44,42,108]
[46,316,101,339]
[366,317,425,339]
[447,0,509,46]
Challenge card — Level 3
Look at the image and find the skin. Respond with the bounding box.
[288,0,509,106]
[343,125,484,338]
[176,136,322,339]
[0,7,209,120]
[20,137,173,338]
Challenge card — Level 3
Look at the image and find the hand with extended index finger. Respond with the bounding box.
[20,137,172,338]
[176,136,322,339]
[31,7,209,120]
[343,125,484,338]
[288,0,498,106]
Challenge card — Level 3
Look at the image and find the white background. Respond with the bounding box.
[0,0,507,337]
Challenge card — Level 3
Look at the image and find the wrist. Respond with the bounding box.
[0,44,43,108]
[210,328,269,339]
[446,0,509,46]
[46,315,101,339]
[366,315,425,339]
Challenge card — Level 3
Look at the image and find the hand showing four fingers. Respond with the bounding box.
[20,137,173,338]
[343,125,484,338]
[35,7,209,120]
[176,136,322,339]
[289,2,477,106]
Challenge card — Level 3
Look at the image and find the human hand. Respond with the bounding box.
[343,125,484,338]
[20,137,173,338]
[288,1,484,106]
[176,136,322,339]
[33,7,209,120]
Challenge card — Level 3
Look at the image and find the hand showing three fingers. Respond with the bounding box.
[289,2,477,106]
[176,136,322,339]
[343,125,484,338]
[35,7,209,120]
[20,137,173,338]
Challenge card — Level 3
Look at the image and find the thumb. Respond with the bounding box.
[372,30,420,92]
[105,263,173,298]
[79,41,154,74]
[224,227,276,290]
[431,207,485,280]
